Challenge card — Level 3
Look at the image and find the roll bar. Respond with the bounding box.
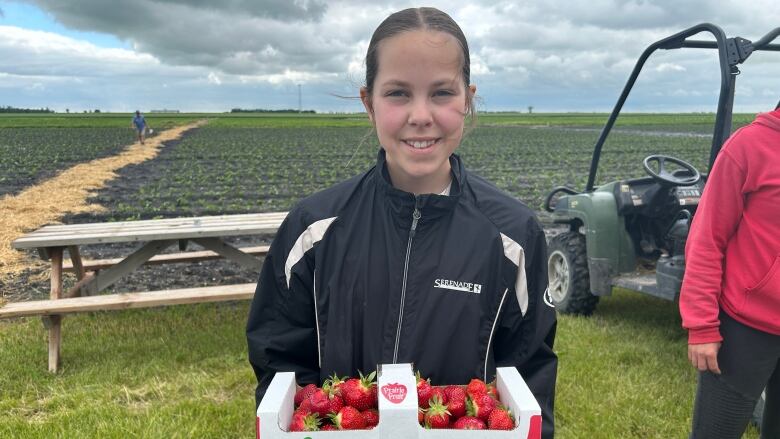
[583,25,780,192]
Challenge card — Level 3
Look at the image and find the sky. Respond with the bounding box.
[0,0,778,113]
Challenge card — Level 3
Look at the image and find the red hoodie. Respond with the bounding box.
[680,109,780,344]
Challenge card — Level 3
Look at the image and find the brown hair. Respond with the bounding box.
[363,7,476,125]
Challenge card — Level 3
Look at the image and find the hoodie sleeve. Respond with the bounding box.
[679,147,746,344]
[246,208,320,408]
[494,222,558,439]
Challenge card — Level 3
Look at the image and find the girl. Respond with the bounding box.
[247,7,556,437]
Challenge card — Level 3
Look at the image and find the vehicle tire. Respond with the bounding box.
[547,232,599,315]
[752,390,765,429]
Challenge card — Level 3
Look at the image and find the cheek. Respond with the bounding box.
[436,105,467,135]
[374,105,407,136]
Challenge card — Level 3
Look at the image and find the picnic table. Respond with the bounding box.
[1,212,287,372]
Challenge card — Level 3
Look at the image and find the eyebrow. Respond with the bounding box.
[380,79,457,88]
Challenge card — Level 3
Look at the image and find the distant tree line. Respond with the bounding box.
[230,108,316,114]
[0,106,55,113]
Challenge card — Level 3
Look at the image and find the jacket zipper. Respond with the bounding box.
[393,199,421,363]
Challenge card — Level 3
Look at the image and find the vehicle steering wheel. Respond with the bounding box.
[642,154,701,186]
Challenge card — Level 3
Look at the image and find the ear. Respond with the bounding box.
[360,87,374,122]
[465,84,477,113]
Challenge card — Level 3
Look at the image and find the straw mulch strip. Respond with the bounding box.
[0,121,208,290]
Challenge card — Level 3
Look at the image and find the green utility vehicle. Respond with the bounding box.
[544,23,779,428]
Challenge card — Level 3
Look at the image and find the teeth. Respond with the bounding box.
[405,139,437,149]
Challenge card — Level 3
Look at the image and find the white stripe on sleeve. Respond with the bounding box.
[285,216,337,288]
[500,232,528,316]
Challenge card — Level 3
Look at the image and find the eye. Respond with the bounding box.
[385,90,408,98]
[433,89,455,97]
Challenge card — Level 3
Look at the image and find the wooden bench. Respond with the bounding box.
[0,283,257,318]
[3,212,286,372]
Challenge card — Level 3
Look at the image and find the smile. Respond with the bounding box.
[403,138,439,149]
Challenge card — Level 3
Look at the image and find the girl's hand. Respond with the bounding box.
[688,342,722,374]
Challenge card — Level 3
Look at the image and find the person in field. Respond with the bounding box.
[680,103,780,438]
[131,110,148,144]
[246,7,557,437]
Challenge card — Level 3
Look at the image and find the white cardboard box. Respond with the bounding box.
[256,363,542,438]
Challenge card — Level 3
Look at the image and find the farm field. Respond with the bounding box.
[0,112,761,438]
[0,114,201,198]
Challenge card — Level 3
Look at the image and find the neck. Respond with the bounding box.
[386,163,453,195]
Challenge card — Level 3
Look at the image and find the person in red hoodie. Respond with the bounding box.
[680,105,780,438]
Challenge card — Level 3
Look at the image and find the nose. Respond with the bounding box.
[407,98,433,127]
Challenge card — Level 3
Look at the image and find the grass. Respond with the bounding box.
[0,292,760,438]
[0,303,255,438]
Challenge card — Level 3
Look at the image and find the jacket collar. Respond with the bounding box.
[374,149,463,220]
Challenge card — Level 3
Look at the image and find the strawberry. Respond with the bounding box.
[430,387,449,406]
[487,381,500,400]
[320,423,337,431]
[453,415,486,430]
[418,408,425,424]
[467,393,497,422]
[487,406,515,430]
[294,383,318,407]
[329,406,367,430]
[416,371,434,408]
[362,408,379,428]
[466,378,488,399]
[424,395,451,429]
[307,388,344,418]
[288,410,320,432]
[444,385,466,403]
[447,396,467,418]
[343,370,377,410]
[323,373,348,396]
[298,396,312,412]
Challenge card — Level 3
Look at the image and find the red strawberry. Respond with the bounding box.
[487,381,500,400]
[444,385,466,403]
[329,406,367,430]
[424,395,451,429]
[294,383,318,407]
[416,371,434,408]
[447,396,467,418]
[288,410,320,432]
[418,408,425,424]
[343,371,377,410]
[467,393,497,422]
[430,387,449,406]
[323,373,348,396]
[466,378,488,399]
[487,406,515,430]
[298,397,312,412]
[453,415,486,430]
[362,409,379,428]
[320,423,337,431]
[307,388,344,418]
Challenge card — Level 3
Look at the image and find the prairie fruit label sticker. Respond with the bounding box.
[380,383,407,404]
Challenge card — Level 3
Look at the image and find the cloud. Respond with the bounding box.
[656,63,686,73]
[3,0,779,111]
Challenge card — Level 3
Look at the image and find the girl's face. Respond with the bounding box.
[361,30,476,195]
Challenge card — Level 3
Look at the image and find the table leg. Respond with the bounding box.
[48,247,63,373]
[67,245,86,281]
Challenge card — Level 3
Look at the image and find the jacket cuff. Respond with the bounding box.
[688,326,723,344]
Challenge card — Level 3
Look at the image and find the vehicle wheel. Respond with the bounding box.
[547,232,599,315]
[752,390,765,429]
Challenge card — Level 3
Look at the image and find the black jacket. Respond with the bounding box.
[247,150,557,437]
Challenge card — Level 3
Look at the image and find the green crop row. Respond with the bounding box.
[0,127,138,197]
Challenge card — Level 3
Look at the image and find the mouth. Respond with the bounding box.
[402,138,440,150]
